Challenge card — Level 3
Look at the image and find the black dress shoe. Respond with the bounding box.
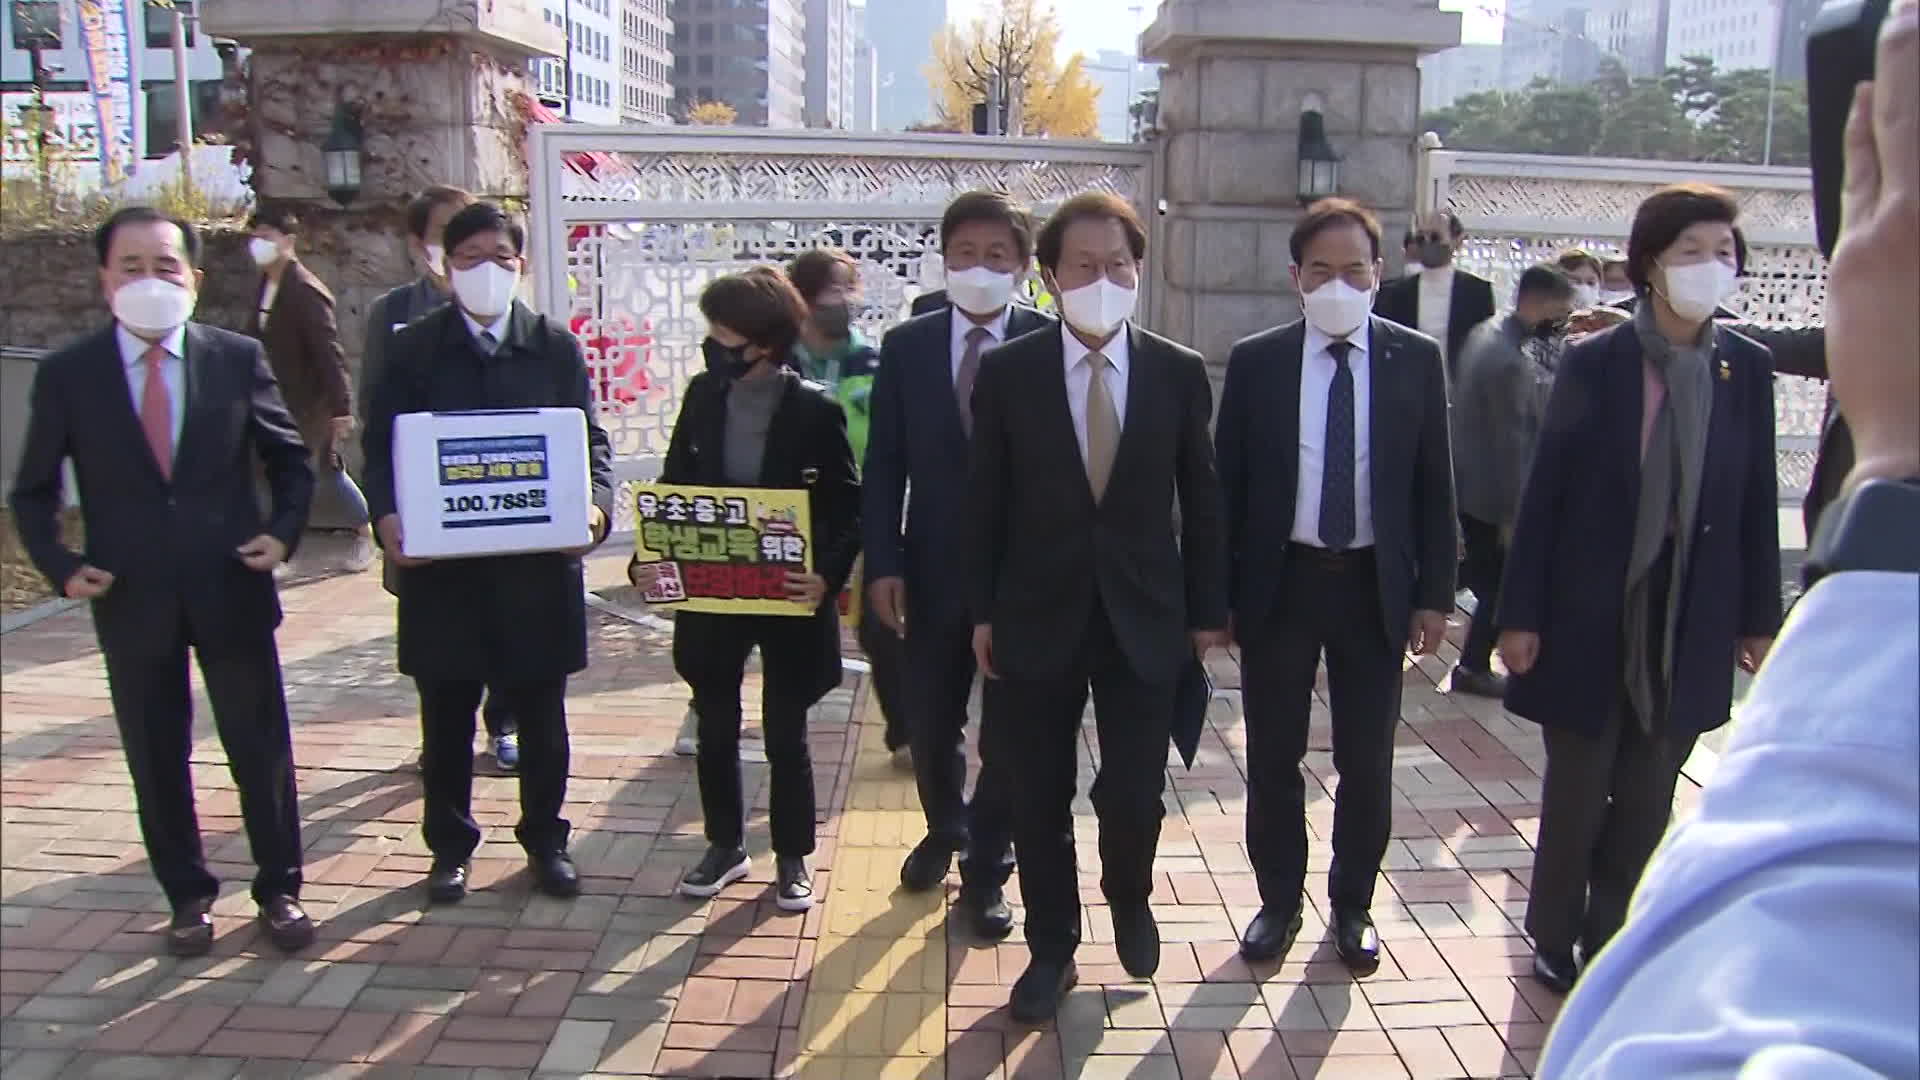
[427,862,470,905]
[959,885,1014,941]
[1111,904,1160,978]
[1330,907,1381,975]
[258,895,316,953]
[530,851,581,899]
[899,836,955,893]
[1008,958,1077,1024]
[167,896,215,957]
[1239,905,1304,963]
[1531,949,1579,994]
[1451,667,1509,698]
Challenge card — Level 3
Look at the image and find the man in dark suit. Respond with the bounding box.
[967,192,1229,1021]
[360,185,521,771]
[909,289,948,317]
[10,207,317,958]
[362,202,616,905]
[246,203,370,567]
[1216,199,1456,974]
[865,191,1053,939]
[1373,210,1497,384]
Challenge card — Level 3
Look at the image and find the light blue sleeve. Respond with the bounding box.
[1539,572,1920,1080]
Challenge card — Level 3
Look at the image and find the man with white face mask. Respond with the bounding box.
[246,204,369,571]
[362,201,616,906]
[1215,198,1456,975]
[10,207,317,959]
[865,191,1053,937]
[965,191,1229,1022]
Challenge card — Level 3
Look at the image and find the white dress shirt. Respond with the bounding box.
[1292,323,1374,548]
[1539,571,1920,1080]
[949,305,1012,382]
[461,307,514,353]
[1061,324,1130,463]
[118,323,187,452]
[1418,265,1455,360]
[258,276,281,332]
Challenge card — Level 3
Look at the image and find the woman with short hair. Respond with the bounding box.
[630,267,861,911]
[1497,183,1783,994]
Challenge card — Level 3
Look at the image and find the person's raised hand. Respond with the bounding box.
[1829,0,1920,491]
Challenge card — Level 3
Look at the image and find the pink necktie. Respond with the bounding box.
[141,345,174,480]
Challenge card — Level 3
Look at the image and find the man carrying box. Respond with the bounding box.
[362,202,616,904]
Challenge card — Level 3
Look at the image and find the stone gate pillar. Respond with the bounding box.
[199,0,559,526]
[1143,0,1461,384]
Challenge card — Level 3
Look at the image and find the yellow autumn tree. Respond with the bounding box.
[926,0,1100,138]
[687,101,738,126]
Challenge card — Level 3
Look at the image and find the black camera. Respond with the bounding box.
[1808,0,1893,256]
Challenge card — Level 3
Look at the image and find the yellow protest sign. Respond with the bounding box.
[632,482,814,616]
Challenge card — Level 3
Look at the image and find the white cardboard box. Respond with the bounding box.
[392,408,592,559]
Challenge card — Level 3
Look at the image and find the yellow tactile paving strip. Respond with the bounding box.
[791,690,950,1080]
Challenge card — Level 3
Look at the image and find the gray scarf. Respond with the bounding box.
[1623,305,1715,731]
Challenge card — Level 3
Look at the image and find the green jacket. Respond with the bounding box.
[792,328,882,465]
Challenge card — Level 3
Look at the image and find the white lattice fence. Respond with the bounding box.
[528,127,1153,527]
[1438,151,1829,501]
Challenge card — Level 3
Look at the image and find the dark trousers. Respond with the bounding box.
[1241,546,1403,913]
[856,593,909,752]
[904,620,1014,890]
[1003,603,1173,963]
[102,616,303,909]
[674,611,832,857]
[1459,514,1505,673]
[1526,709,1696,958]
[416,677,570,863]
[481,690,515,740]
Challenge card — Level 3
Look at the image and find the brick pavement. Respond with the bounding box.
[0,552,1702,1078]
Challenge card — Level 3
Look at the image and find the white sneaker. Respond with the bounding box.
[674,705,699,756]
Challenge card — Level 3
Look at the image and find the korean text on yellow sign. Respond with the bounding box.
[632,482,814,616]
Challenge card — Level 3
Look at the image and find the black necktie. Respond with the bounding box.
[1319,340,1357,550]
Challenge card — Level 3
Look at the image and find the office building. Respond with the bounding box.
[861,0,945,130]
[1420,43,1504,111]
[1665,0,1786,73]
[804,0,851,128]
[533,0,621,124]
[622,0,674,124]
[1084,49,1158,142]
[673,0,806,127]
[1591,0,1672,77]
[1501,0,1606,89]
[850,3,878,131]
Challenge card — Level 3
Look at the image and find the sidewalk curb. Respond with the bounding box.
[0,596,79,635]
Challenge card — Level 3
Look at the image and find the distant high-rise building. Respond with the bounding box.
[862,0,946,130]
[851,4,879,132]
[1773,0,1822,81]
[805,0,852,128]
[621,0,674,124]
[1592,0,1672,78]
[1085,49,1159,143]
[1501,0,1606,89]
[1665,0,1785,73]
[1420,43,1504,111]
[533,0,622,125]
[673,0,806,127]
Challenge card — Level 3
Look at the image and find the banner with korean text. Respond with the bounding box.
[74,0,142,185]
[633,483,814,616]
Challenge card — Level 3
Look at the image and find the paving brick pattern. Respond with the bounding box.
[0,553,1700,1078]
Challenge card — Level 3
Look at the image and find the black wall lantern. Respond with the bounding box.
[1297,100,1341,207]
[322,102,365,207]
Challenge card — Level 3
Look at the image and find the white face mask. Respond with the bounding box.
[424,243,446,278]
[1659,259,1738,322]
[450,261,520,320]
[1300,278,1375,339]
[1057,277,1137,338]
[248,237,283,269]
[112,277,197,338]
[1572,283,1600,309]
[945,265,1016,316]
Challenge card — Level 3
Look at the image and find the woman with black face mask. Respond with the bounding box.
[630,267,861,911]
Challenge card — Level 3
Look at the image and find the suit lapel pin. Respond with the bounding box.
[1717,357,1731,381]
[801,467,820,485]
